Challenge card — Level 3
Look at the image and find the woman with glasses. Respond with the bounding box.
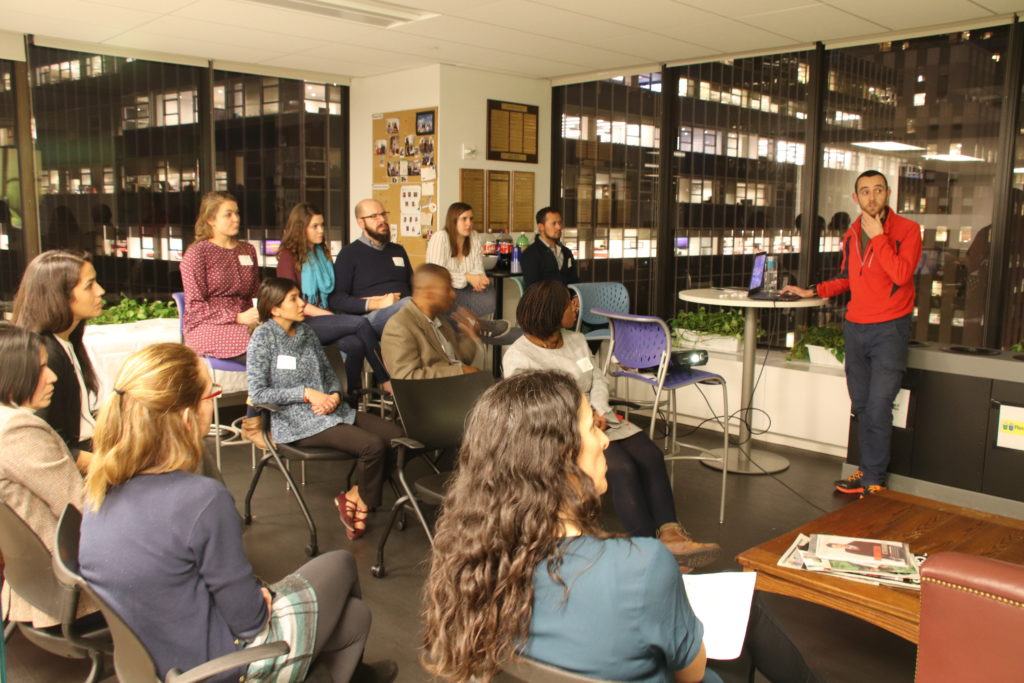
[13,250,105,467]
[79,342,396,683]
[247,277,402,540]
[277,202,391,399]
[0,322,101,630]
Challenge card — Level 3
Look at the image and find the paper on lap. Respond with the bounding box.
[681,571,756,661]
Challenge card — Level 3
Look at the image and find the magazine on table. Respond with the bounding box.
[777,533,923,590]
[809,534,914,568]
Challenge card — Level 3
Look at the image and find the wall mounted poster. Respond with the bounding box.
[487,99,538,163]
[372,107,438,266]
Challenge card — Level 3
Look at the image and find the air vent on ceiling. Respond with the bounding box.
[244,0,436,28]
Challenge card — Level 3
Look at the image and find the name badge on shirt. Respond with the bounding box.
[392,256,405,268]
[576,356,593,372]
[276,355,297,370]
[238,254,254,266]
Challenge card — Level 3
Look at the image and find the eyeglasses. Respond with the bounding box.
[358,211,389,222]
[202,383,223,401]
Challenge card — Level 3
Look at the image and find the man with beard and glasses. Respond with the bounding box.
[328,198,413,336]
[782,170,921,498]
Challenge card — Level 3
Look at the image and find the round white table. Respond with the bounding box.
[678,288,826,474]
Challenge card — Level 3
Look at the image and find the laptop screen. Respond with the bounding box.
[749,252,767,291]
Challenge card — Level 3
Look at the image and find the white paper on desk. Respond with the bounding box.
[681,571,756,661]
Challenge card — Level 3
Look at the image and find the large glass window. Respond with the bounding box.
[554,74,661,313]
[213,70,347,268]
[819,29,1009,344]
[31,46,202,297]
[0,60,21,300]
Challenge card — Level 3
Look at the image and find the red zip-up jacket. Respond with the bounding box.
[816,209,922,324]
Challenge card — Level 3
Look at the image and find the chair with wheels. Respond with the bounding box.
[0,501,111,682]
[370,371,495,578]
[597,309,729,524]
[568,282,630,343]
[52,505,289,683]
[494,658,613,682]
[172,292,250,470]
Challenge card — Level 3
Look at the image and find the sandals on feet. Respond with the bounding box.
[333,494,368,541]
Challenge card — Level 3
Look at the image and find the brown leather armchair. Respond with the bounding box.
[917,551,1024,681]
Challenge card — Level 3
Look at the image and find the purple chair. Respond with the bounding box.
[172,292,249,470]
[595,309,729,523]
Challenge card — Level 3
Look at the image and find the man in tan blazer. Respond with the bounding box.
[381,264,481,379]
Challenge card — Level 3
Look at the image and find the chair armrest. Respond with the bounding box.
[252,403,280,413]
[167,641,290,683]
[390,436,425,451]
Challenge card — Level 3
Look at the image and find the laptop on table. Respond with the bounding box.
[747,252,799,301]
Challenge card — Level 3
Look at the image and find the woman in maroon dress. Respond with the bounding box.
[180,191,263,446]
[180,191,260,360]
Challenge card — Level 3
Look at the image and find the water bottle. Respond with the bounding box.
[510,245,522,274]
[764,255,778,293]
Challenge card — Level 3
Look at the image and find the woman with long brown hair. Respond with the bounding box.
[80,342,395,683]
[277,202,390,397]
[422,371,713,682]
[13,249,105,462]
[425,202,494,318]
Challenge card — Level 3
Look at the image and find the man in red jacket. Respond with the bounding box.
[782,170,921,496]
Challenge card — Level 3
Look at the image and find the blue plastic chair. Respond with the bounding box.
[568,282,630,342]
[172,292,249,470]
[596,309,729,523]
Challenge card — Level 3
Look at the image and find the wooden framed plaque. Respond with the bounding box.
[487,99,538,163]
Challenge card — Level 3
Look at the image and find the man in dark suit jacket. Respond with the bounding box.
[521,207,579,290]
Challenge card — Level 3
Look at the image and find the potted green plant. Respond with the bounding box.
[670,307,745,353]
[789,325,845,367]
[89,296,179,325]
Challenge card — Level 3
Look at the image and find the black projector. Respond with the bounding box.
[670,348,709,369]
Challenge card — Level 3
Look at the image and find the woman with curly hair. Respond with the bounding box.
[277,202,390,397]
[504,280,719,570]
[421,370,715,682]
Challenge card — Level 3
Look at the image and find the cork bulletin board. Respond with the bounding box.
[372,107,438,266]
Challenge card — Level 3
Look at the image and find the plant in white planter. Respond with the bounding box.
[670,307,745,353]
[789,325,845,367]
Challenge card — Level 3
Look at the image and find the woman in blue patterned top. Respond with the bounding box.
[247,277,402,540]
[422,370,717,683]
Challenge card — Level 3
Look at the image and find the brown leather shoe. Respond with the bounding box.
[241,415,269,451]
[657,523,721,570]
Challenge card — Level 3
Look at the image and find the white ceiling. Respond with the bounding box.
[5,0,1023,81]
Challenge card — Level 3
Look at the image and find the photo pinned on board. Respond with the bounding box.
[415,110,434,135]
[386,118,400,135]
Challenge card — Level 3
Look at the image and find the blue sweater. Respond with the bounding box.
[525,536,706,682]
[327,239,412,314]
[246,320,355,444]
[80,472,267,683]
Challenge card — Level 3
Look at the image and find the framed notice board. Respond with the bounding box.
[371,107,438,266]
[487,99,538,163]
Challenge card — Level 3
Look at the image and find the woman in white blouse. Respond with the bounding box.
[503,280,721,570]
[426,202,494,318]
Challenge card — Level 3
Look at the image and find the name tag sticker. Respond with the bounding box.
[276,355,297,370]
[576,356,593,372]
[238,254,254,266]
[392,256,405,268]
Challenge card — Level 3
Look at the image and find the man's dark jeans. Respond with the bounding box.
[843,314,912,486]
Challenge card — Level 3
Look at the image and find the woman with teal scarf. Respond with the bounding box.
[277,203,391,397]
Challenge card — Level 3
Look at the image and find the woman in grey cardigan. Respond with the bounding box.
[247,277,402,541]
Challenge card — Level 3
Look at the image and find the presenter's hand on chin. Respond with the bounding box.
[780,284,816,298]
[860,210,884,238]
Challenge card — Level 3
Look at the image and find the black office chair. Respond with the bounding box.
[0,501,111,682]
[370,371,495,578]
[52,505,289,683]
[244,347,378,557]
